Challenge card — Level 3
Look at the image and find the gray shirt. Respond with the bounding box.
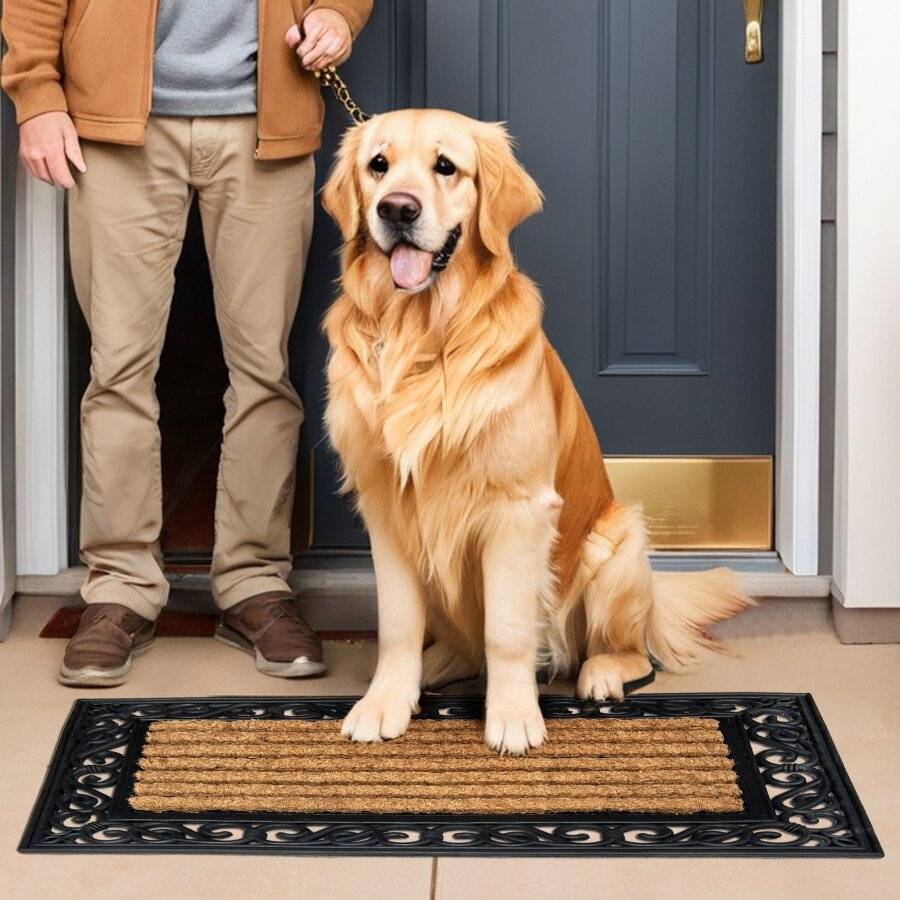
[152,0,258,116]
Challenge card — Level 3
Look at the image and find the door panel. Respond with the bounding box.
[295,0,778,550]
[601,0,712,376]
[294,0,425,549]
[497,0,778,454]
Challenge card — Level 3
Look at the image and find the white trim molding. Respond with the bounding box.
[0,107,17,639]
[775,0,822,577]
[15,165,68,575]
[832,0,900,609]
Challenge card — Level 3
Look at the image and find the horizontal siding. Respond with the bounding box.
[822,133,836,221]
[823,51,837,135]
[819,0,838,574]
[823,0,838,52]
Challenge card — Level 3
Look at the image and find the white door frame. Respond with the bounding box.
[0,105,18,638]
[8,2,824,580]
[776,0,822,576]
[14,170,68,576]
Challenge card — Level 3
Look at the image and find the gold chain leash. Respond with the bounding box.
[314,66,371,124]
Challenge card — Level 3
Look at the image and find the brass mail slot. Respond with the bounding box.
[606,456,773,550]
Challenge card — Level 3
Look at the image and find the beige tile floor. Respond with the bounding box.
[1,595,897,900]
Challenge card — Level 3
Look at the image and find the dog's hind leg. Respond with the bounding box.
[421,641,480,689]
[577,651,653,701]
[576,504,654,701]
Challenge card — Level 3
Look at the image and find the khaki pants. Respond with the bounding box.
[68,116,314,620]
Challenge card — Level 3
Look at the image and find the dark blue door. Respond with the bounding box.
[292,0,778,551]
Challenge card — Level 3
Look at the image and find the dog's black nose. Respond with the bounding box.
[377,192,421,225]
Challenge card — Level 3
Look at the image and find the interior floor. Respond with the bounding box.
[1,595,897,900]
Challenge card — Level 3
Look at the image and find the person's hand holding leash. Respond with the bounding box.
[286,9,352,71]
[18,110,86,188]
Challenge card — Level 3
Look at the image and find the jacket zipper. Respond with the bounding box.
[254,0,265,157]
[144,0,160,123]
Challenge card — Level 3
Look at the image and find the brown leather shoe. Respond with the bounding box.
[59,603,156,687]
[216,592,326,677]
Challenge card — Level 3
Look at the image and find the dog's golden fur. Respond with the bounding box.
[322,110,751,753]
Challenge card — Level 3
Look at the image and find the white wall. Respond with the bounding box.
[832,0,900,608]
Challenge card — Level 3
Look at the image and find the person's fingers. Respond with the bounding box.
[292,16,352,69]
[298,18,326,54]
[327,35,348,59]
[303,37,337,69]
[297,35,328,66]
[299,32,325,61]
[63,128,87,174]
[25,153,53,185]
[312,36,347,70]
[303,31,341,68]
[285,24,301,48]
[304,16,326,39]
[304,47,334,70]
[45,143,75,188]
[335,40,353,66]
[302,45,328,68]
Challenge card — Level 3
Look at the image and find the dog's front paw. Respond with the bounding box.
[341,686,420,742]
[484,693,546,755]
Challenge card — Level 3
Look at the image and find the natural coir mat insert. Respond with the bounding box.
[20,695,883,856]
[130,716,741,815]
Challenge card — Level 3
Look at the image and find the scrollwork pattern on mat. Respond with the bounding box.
[28,694,874,854]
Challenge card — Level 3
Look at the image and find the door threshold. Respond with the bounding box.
[15,563,831,636]
[17,558,831,607]
[650,551,783,571]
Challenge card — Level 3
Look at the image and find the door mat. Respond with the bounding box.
[20,694,882,857]
[38,607,375,642]
[39,608,218,639]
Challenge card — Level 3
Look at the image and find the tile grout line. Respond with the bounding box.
[429,856,438,900]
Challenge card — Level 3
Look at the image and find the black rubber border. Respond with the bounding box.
[19,693,884,857]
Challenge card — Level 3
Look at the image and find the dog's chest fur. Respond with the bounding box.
[355,333,534,489]
[327,306,555,598]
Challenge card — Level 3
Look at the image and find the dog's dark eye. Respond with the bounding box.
[369,154,389,175]
[434,155,456,176]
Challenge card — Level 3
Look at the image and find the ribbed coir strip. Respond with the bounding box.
[129,716,743,815]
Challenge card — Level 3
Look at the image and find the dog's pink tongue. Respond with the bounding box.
[390,243,432,290]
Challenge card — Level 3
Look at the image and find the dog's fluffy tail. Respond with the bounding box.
[647,568,754,673]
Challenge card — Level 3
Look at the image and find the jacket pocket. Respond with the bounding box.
[62,0,97,63]
[62,0,153,121]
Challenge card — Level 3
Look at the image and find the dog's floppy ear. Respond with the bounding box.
[475,123,543,257]
[322,124,365,241]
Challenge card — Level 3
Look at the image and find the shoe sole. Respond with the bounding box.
[214,623,327,678]
[58,640,154,688]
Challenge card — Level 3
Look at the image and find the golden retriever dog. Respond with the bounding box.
[322,109,751,754]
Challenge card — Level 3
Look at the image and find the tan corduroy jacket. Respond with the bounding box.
[1,0,372,160]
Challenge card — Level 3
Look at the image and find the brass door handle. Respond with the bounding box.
[743,0,763,63]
